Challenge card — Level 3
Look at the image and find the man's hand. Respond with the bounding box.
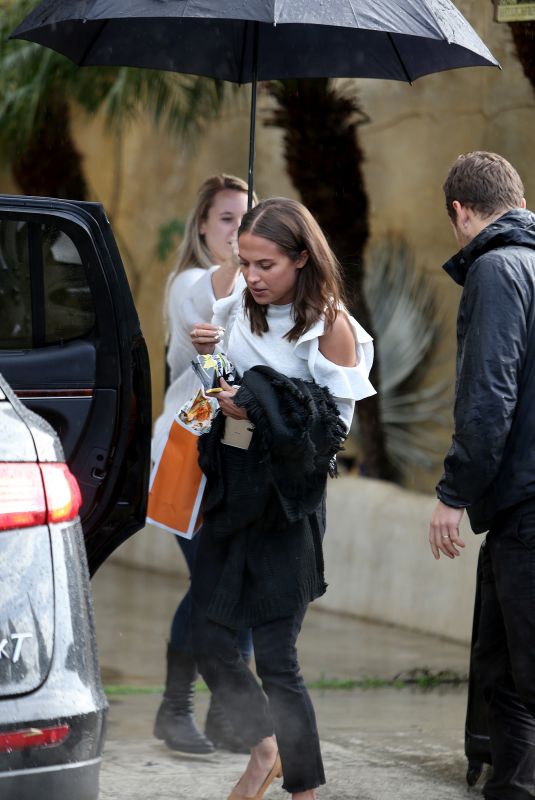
[428,501,466,560]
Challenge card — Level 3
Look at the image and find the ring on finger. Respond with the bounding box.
[441,534,450,539]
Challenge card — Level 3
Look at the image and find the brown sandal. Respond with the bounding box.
[227,753,282,800]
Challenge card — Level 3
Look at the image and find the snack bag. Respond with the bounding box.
[191,353,237,396]
[178,389,218,433]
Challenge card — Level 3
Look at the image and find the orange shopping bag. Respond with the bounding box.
[147,354,233,539]
[146,415,207,539]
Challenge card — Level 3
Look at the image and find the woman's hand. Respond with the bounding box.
[217,378,249,420]
[220,232,240,273]
[212,233,241,299]
[190,323,224,355]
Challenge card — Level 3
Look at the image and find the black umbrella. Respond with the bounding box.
[11,0,499,207]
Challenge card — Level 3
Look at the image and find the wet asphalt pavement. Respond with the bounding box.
[92,561,484,800]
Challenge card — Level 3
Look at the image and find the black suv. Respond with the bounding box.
[0,195,152,799]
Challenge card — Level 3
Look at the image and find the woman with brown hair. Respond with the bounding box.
[190,198,375,799]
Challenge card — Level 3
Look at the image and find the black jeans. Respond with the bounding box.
[169,533,253,661]
[191,527,325,794]
[475,499,535,800]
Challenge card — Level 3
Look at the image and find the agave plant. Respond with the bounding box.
[356,236,451,478]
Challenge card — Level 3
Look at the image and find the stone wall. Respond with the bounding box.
[318,478,479,644]
[112,477,480,644]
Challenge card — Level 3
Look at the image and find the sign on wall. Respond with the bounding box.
[494,1,535,21]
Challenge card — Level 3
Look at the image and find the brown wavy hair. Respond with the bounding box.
[443,152,524,221]
[239,198,345,342]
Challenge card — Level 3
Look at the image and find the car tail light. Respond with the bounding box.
[0,724,70,752]
[0,463,81,531]
[40,463,82,524]
[0,464,46,530]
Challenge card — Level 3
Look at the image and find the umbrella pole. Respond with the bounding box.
[247,22,259,210]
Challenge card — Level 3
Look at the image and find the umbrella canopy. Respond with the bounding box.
[11,0,498,82]
[11,0,499,204]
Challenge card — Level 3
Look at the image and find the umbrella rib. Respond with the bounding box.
[78,19,110,65]
[423,1,450,43]
[387,33,413,85]
[346,0,361,26]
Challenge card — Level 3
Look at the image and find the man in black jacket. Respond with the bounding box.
[429,151,535,800]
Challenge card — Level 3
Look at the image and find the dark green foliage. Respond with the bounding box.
[0,0,225,197]
[156,218,186,262]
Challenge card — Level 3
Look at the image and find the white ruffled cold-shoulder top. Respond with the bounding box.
[213,293,376,433]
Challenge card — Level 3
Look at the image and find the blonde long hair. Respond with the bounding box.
[172,174,251,275]
[164,174,254,336]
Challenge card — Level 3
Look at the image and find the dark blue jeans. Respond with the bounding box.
[191,525,325,794]
[475,499,535,800]
[170,534,253,661]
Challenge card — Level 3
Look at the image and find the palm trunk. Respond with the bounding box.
[509,21,535,91]
[11,97,88,200]
[266,79,394,479]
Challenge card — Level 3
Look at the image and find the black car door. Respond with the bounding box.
[0,195,151,573]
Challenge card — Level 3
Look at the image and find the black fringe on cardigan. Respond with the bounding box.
[195,366,346,629]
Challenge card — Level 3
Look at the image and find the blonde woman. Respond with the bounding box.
[153,174,254,456]
[152,174,255,755]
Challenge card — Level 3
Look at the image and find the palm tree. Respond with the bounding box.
[508,19,535,92]
[363,237,450,480]
[0,0,224,200]
[266,78,394,480]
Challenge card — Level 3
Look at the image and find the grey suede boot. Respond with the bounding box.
[154,645,215,754]
[204,695,250,754]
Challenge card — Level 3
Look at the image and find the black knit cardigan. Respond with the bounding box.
[197,365,346,629]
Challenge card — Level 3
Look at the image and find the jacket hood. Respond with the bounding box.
[443,208,535,286]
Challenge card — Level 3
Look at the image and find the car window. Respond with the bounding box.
[0,219,95,349]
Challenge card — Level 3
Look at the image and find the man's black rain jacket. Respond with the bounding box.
[436,209,535,533]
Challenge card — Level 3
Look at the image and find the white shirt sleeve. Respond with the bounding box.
[294,313,376,433]
[166,267,217,382]
[152,267,218,458]
[178,267,217,327]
